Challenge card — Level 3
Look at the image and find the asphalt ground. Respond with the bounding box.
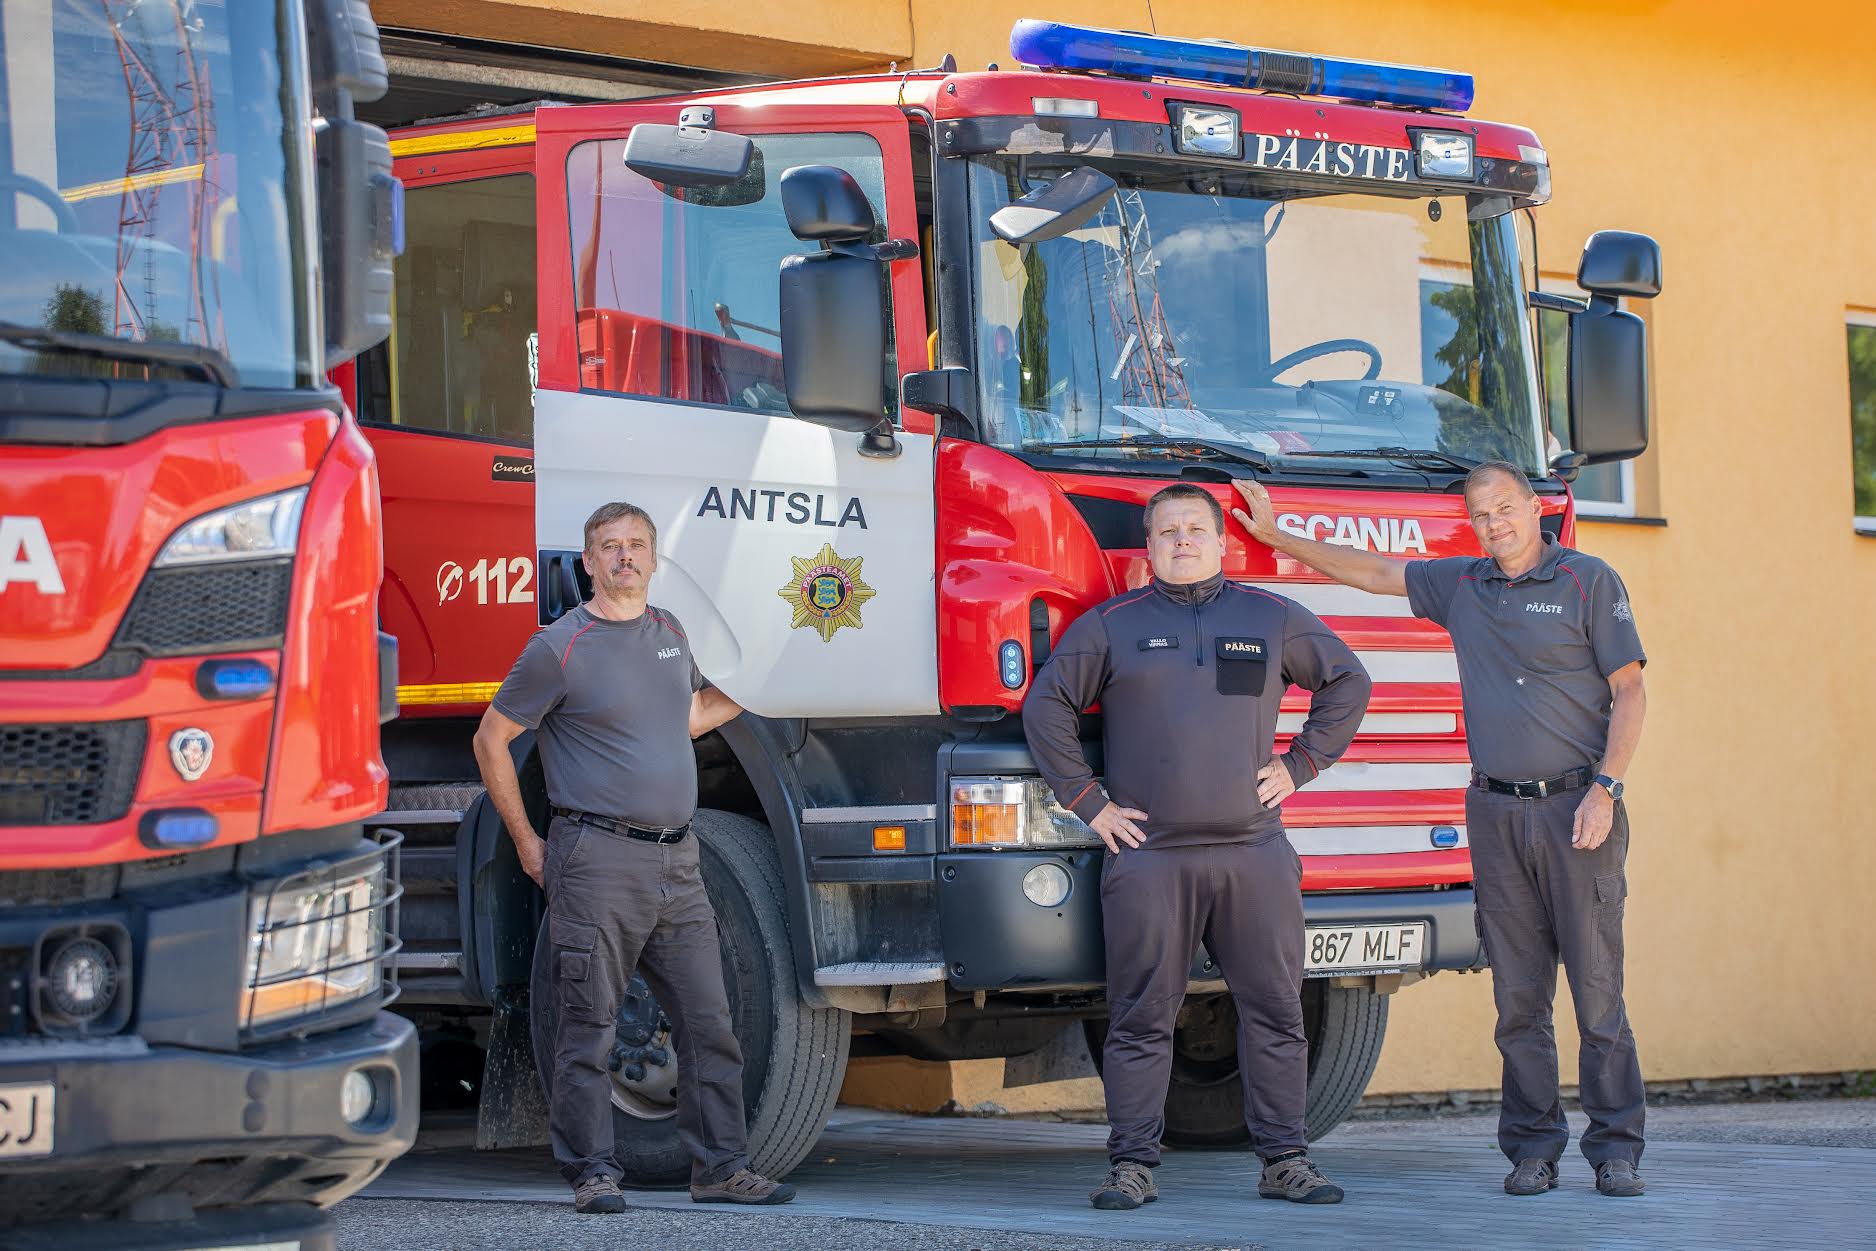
[335,1098,1876,1250]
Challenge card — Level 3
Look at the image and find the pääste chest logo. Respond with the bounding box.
[777,543,875,642]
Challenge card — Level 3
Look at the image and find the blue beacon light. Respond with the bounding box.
[1008,19,1474,114]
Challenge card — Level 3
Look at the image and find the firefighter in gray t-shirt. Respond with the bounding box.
[1234,465,1650,1200]
[473,502,796,1213]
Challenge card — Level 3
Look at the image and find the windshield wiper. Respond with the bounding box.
[1279,445,1483,475]
[0,320,239,388]
[1021,436,1270,472]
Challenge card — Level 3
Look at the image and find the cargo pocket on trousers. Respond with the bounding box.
[1593,872,1627,972]
[550,916,603,1022]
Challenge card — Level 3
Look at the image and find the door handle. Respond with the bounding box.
[538,549,588,624]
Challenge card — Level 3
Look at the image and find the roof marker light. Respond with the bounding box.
[1032,97,1098,117]
[1009,19,1475,113]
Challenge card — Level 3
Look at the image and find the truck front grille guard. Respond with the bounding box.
[240,827,403,1041]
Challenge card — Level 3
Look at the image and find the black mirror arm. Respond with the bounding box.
[823,237,919,263]
[1527,290,1587,315]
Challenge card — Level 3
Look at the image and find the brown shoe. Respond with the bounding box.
[573,1174,626,1214]
[690,1168,797,1205]
[1595,1160,1646,1197]
[1504,1158,1560,1196]
[1089,1161,1158,1210]
[1258,1152,1344,1204]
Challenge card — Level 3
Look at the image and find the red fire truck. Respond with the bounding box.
[0,0,411,1244]
[350,19,1658,1182]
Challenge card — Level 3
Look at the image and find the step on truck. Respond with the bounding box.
[349,18,1658,1181]
[0,1,411,1245]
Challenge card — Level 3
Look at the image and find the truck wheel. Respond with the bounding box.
[529,809,850,1183]
[1084,981,1389,1146]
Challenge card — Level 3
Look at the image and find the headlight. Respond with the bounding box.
[156,487,307,566]
[1171,104,1241,158]
[243,849,392,1030]
[949,776,1104,850]
[1413,129,1474,180]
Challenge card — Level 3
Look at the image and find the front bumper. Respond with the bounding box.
[937,848,1484,989]
[0,1012,417,1227]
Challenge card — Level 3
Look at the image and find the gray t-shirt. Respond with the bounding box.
[491,603,707,829]
[1405,535,1645,781]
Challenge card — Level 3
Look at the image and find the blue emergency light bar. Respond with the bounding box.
[1009,19,1475,113]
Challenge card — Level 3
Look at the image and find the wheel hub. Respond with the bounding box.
[608,975,679,1120]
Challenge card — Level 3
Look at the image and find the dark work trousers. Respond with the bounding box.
[1101,838,1307,1165]
[1467,786,1646,1168]
[542,814,751,1187]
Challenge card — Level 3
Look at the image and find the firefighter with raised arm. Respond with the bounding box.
[1234,467,1650,1199]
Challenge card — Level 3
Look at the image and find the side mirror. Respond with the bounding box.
[989,167,1117,245]
[623,111,754,188]
[1568,301,1649,464]
[1566,229,1660,465]
[777,166,892,445]
[1577,229,1661,299]
[306,0,402,369]
[780,163,877,240]
[901,367,978,438]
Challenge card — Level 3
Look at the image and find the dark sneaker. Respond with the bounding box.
[1504,1158,1560,1196]
[1595,1160,1646,1197]
[1258,1153,1344,1204]
[1090,1161,1158,1210]
[573,1175,626,1214]
[690,1168,797,1205]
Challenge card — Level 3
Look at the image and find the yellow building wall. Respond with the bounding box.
[396,0,1876,1093]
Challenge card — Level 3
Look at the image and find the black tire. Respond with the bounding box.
[1084,981,1389,1146]
[529,809,851,1184]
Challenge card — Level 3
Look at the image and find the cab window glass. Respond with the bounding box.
[563,132,896,419]
[356,173,537,442]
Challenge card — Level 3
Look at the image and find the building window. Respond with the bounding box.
[1536,279,1634,517]
[1849,314,1876,534]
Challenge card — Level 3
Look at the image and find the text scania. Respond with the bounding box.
[1276,512,1427,555]
[697,486,868,529]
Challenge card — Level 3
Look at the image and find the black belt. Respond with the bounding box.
[1472,766,1595,800]
[553,806,690,844]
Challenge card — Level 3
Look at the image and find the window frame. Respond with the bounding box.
[1537,274,1637,519]
[1849,310,1876,536]
[560,128,901,425]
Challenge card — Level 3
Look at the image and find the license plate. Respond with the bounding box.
[0,1082,54,1158]
[1305,923,1427,975]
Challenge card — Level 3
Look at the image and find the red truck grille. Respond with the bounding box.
[0,721,147,826]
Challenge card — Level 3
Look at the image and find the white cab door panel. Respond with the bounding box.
[536,392,937,716]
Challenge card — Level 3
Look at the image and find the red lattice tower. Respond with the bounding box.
[105,0,220,346]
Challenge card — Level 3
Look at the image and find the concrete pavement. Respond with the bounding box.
[339,1101,1876,1249]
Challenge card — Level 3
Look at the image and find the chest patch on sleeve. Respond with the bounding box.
[1215,636,1268,696]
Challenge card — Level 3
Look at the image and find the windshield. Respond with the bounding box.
[968,156,1547,476]
[0,0,313,389]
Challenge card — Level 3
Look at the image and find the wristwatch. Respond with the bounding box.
[1593,773,1624,801]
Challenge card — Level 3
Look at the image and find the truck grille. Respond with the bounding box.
[0,720,146,826]
[116,559,293,654]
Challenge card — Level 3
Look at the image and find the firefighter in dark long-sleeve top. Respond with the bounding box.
[1023,483,1372,1212]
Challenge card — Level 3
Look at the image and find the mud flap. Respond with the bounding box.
[476,986,549,1150]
